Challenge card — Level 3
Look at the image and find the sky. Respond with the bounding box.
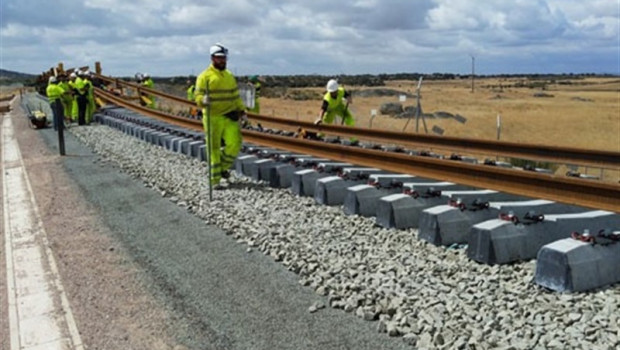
[1,0,619,77]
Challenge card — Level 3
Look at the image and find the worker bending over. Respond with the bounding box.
[194,43,247,189]
[316,79,355,127]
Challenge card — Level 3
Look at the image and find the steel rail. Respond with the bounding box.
[94,88,620,213]
[95,74,195,107]
[243,131,620,213]
[93,73,620,170]
[95,88,200,130]
[247,115,620,170]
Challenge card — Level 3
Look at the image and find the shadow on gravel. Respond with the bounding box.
[226,181,271,191]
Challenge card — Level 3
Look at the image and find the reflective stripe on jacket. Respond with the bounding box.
[194,64,245,116]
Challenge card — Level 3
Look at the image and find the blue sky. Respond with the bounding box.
[1,0,618,77]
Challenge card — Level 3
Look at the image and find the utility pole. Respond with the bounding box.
[470,55,475,93]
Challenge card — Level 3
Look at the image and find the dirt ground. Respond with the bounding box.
[0,101,183,350]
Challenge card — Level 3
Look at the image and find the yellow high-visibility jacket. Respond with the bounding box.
[46,83,65,102]
[323,87,347,115]
[142,78,154,89]
[194,64,245,116]
[187,84,195,101]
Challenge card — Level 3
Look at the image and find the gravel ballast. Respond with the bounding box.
[70,123,619,350]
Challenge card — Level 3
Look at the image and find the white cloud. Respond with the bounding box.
[166,5,211,25]
[1,0,617,75]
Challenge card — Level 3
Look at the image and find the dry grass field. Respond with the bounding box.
[258,77,619,182]
[261,77,619,150]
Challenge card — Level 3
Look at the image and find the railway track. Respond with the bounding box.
[37,66,620,292]
[90,87,619,292]
[92,83,620,213]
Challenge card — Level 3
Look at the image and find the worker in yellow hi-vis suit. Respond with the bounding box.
[69,72,80,122]
[75,70,89,125]
[194,43,246,188]
[46,76,66,130]
[316,79,355,127]
[58,74,73,122]
[142,73,156,108]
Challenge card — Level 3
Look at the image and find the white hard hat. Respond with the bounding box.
[210,43,228,57]
[326,79,339,92]
[70,72,77,78]
[143,73,150,78]
[48,76,57,83]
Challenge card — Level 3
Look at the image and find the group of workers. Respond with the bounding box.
[46,69,97,130]
[46,43,355,190]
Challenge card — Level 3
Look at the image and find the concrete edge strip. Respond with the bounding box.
[2,102,84,350]
[2,108,20,350]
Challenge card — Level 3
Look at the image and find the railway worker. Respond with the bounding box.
[83,71,96,124]
[186,79,195,101]
[74,70,90,125]
[46,76,65,131]
[186,79,200,118]
[141,73,156,108]
[135,72,148,107]
[69,72,80,122]
[315,79,355,127]
[57,74,73,122]
[194,43,247,189]
[247,75,261,114]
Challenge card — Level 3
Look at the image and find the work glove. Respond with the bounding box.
[314,118,323,125]
[201,95,210,106]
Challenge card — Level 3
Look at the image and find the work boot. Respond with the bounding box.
[221,170,230,179]
[213,181,229,190]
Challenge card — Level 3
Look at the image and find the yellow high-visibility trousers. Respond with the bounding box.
[202,113,242,185]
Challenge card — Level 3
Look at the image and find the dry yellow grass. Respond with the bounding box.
[259,77,619,182]
[261,77,619,150]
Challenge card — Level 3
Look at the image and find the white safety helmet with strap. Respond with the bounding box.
[326,79,339,92]
[48,76,57,83]
[210,43,228,57]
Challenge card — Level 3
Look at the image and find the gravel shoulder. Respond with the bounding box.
[3,99,180,349]
[8,95,413,349]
